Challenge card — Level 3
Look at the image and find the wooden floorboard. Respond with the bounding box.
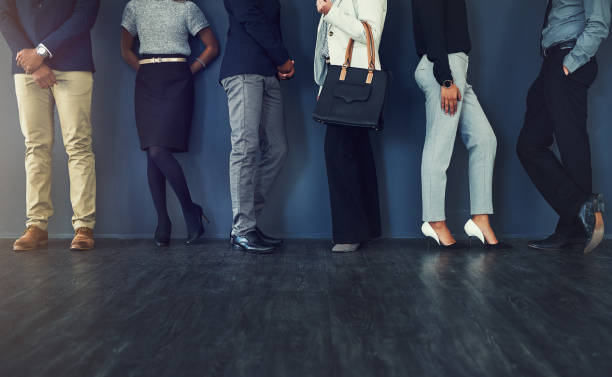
[0,238,611,377]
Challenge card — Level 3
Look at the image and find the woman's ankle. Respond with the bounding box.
[471,215,499,244]
[427,221,456,245]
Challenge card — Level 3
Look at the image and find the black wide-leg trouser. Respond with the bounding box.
[517,49,598,238]
[324,125,382,244]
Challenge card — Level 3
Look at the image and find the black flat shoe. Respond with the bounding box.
[255,227,283,247]
[231,231,274,254]
[154,223,171,247]
[578,193,605,254]
[185,204,209,245]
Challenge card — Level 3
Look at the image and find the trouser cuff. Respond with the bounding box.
[26,220,48,231]
[422,215,446,223]
[471,208,494,216]
[73,221,95,231]
[232,226,256,237]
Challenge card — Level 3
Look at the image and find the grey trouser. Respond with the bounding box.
[415,53,497,222]
[221,74,288,236]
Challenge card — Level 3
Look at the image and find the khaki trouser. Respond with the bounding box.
[14,71,96,231]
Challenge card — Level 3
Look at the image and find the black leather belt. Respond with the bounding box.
[543,39,576,58]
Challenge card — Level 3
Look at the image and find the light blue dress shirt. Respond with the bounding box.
[542,0,611,73]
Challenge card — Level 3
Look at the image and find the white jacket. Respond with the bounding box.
[314,0,387,85]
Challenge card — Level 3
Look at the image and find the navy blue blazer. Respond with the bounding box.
[0,0,99,74]
[219,0,290,81]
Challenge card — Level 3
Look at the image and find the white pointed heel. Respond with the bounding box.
[421,222,467,250]
[464,219,485,245]
[464,219,513,251]
[421,222,441,246]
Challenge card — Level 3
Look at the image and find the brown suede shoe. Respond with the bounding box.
[13,226,48,251]
[70,227,95,251]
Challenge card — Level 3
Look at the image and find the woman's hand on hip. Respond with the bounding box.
[317,0,333,15]
[441,84,462,116]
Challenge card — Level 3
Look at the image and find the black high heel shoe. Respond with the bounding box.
[185,204,210,245]
[425,238,468,250]
[154,223,172,247]
[421,222,468,250]
[464,219,513,250]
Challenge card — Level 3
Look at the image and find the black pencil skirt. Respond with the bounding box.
[324,125,382,244]
[135,55,194,152]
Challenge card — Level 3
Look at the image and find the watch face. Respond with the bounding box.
[37,46,47,56]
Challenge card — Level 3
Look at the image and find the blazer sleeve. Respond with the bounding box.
[40,0,100,57]
[413,0,453,85]
[226,0,290,66]
[0,0,34,54]
[324,0,386,47]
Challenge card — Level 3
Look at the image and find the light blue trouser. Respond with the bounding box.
[415,53,497,222]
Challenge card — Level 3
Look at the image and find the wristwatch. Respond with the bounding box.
[36,44,51,59]
[442,79,454,88]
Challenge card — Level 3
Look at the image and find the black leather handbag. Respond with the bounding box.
[313,21,389,131]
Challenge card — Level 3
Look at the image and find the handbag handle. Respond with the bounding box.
[340,21,377,84]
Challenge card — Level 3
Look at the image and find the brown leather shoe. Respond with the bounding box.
[70,227,95,251]
[13,226,48,251]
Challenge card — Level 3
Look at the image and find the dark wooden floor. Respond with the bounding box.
[1,238,611,377]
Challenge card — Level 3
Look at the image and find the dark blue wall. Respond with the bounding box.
[0,0,611,238]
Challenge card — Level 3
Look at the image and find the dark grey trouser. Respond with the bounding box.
[221,74,288,236]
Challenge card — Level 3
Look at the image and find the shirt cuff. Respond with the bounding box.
[38,43,53,58]
[563,53,583,74]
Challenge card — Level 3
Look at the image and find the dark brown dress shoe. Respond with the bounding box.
[13,226,48,251]
[70,227,95,251]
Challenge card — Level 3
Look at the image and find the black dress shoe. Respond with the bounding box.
[528,233,571,251]
[231,231,275,254]
[578,194,605,254]
[255,227,283,247]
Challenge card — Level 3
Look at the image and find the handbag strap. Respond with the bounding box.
[340,21,377,84]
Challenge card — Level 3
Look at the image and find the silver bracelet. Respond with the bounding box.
[195,57,207,69]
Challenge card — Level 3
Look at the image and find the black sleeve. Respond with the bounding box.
[414,0,453,85]
[41,0,100,57]
[0,0,34,54]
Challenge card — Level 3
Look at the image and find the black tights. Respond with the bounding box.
[146,146,198,233]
